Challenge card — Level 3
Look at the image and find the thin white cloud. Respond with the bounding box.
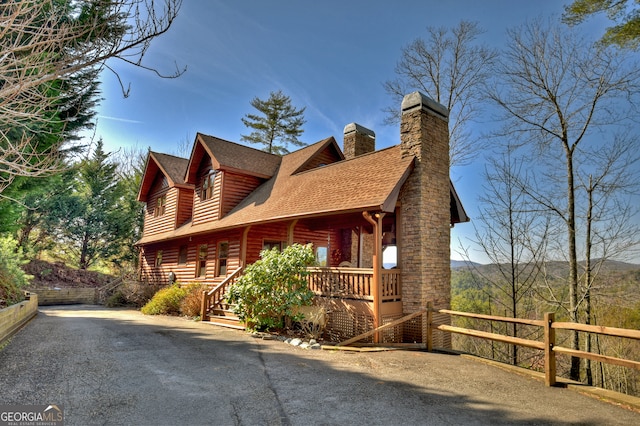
[97,115,143,124]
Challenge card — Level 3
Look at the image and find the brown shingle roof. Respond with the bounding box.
[198,133,281,177]
[224,144,413,223]
[152,152,189,185]
[137,144,415,244]
[137,151,190,202]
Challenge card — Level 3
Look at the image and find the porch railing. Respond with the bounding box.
[306,267,401,302]
[200,266,243,321]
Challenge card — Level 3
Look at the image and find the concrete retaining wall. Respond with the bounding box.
[35,288,97,305]
[0,293,38,344]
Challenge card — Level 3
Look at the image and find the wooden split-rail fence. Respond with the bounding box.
[338,301,640,387]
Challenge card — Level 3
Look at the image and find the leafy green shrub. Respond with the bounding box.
[226,243,315,331]
[141,284,189,315]
[0,236,33,308]
[179,283,208,318]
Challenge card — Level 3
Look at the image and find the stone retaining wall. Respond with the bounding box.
[0,293,38,344]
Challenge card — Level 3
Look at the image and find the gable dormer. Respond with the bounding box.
[185,133,281,225]
[138,152,191,236]
[290,137,344,175]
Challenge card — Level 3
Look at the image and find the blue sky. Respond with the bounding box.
[87,1,623,264]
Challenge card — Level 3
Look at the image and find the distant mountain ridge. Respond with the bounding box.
[451,260,483,269]
[451,258,640,272]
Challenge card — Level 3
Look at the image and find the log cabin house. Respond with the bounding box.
[136,92,469,344]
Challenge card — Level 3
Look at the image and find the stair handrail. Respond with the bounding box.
[201,266,243,320]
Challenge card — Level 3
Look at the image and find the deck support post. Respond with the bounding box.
[363,211,384,343]
[426,301,433,352]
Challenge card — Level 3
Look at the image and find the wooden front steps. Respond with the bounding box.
[204,307,245,330]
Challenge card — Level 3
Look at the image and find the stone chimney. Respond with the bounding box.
[398,91,451,347]
[343,123,375,159]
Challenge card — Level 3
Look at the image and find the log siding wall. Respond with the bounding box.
[221,172,263,217]
[143,176,176,236]
[139,223,343,286]
[176,188,194,227]
[139,230,243,286]
[192,170,223,225]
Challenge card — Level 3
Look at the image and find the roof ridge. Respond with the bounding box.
[152,151,189,161]
[197,132,280,159]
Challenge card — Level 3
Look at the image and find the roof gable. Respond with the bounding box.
[288,137,344,175]
[137,152,189,202]
[185,133,281,183]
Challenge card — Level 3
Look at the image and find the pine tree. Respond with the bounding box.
[50,140,127,269]
[241,90,306,155]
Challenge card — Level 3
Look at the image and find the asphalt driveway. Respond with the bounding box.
[1,305,639,425]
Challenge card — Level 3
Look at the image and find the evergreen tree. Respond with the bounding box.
[50,140,127,269]
[241,90,306,155]
[564,0,640,49]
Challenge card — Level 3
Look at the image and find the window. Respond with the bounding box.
[178,245,188,265]
[315,246,328,267]
[382,245,397,269]
[155,250,163,267]
[263,241,283,252]
[201,170,216,201]
[196,245,207,277]
[217,241,229,276]
[154,195,166,217]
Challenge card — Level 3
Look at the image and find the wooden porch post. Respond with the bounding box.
[363,211,384,343]
[240,226,251,267]
[287,219,298,247]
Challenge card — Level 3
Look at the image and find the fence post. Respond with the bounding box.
[426,301,433,352]
[544,312,556,387]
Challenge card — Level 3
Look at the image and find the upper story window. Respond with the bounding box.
[154,195,166,217]
[201,170,217,201]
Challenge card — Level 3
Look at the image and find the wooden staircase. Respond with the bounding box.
[200,267,245,329]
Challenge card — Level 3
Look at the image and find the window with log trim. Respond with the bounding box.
[196,244,207,277]
[154,195,166,217]
[217,241,229,276]
[155,250,163,267]
[178,245,188,264]
[201,170,217,201]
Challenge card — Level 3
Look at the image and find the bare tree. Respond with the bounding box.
[0,0,184,193]
[488,17,640,381]
[461,149,548,366]
[172,132,193,158]
[383,21,497,167]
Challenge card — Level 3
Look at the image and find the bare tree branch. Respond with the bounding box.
[383,21,497,167]
[0,0,184,193]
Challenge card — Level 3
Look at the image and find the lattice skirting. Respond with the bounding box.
[318,298,451,347]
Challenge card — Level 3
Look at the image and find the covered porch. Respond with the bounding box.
[305,265,405,344]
